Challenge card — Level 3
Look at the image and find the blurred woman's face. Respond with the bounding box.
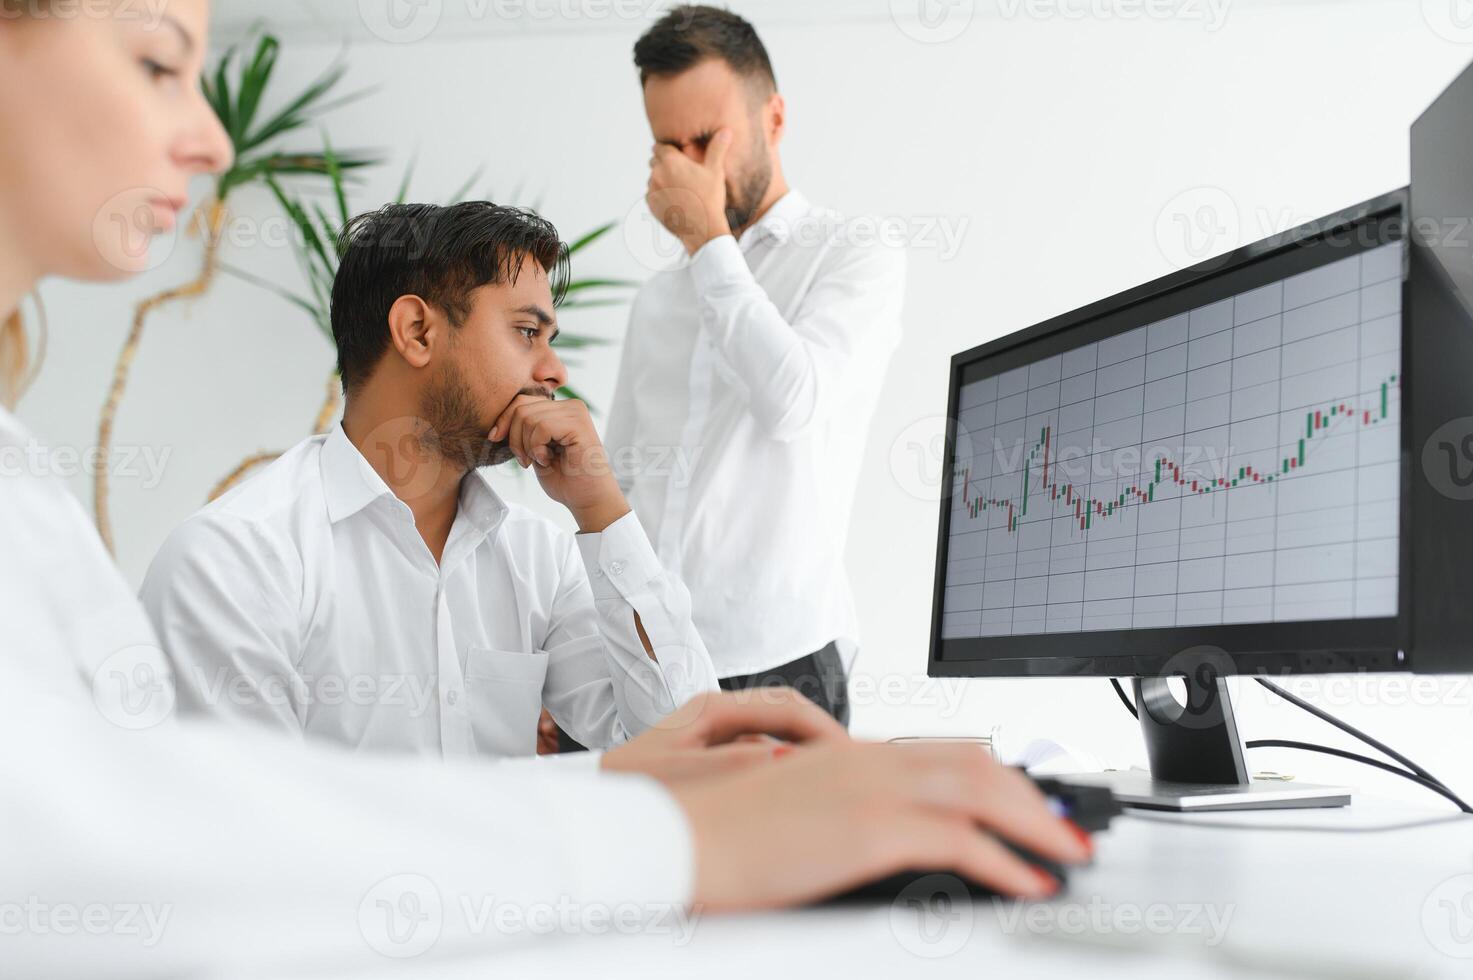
[0,0,231,282]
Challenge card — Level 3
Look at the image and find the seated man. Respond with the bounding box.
[141,201,719,759]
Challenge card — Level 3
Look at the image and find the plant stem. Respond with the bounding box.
[94,198,229,554]
[207,451,282,503]
[313,371,342,434]
[207,368,340,502]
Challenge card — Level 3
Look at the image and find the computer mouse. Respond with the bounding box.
[818,774,1120,905]
[820,841,1069,905]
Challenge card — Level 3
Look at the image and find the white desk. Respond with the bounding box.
[290,798,1473,980]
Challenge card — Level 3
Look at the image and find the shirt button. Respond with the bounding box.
[447,690,460,706]
[609,560,626,576]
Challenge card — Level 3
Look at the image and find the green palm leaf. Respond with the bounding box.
[201,31,380,202]
[566,221,617,255]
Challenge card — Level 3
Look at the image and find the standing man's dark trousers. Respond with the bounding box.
[718,641,850,728]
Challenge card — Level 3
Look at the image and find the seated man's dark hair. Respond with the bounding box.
[330,201,570,392]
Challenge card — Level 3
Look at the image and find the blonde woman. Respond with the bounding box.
[0,3,1089,975]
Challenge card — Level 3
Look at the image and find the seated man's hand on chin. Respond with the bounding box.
[673,740,1095,912]
[600,687,847,784]
[491,391,630,534]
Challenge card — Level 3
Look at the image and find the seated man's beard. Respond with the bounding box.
[725,154,773,234]
[419,365,554,470]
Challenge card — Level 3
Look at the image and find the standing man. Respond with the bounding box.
[606,6,906,725]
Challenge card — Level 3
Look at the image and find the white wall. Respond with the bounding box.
[19,0,1473,804]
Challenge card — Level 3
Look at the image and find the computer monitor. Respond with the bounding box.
[932,193,1406,668]
[924,57,1473,810]
[924,56,1473,809]
[927,190,1407,810]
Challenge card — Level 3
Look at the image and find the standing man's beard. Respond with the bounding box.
[419,362,554,471]
[725,143,773,235]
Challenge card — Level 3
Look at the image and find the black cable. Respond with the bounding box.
[1109,675,1473,812]
[1110,677,1137,718]
[1252,676,1452,791]
[1245,739,1473,813]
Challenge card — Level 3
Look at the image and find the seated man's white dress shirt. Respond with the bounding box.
[139,424,718,757]
[0,404,693,975]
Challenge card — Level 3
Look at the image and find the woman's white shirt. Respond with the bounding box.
[0,406,693,977]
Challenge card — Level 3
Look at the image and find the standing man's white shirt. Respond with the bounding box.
[606,190,905,677]
[0,405,694,976]
[140,424,718,757]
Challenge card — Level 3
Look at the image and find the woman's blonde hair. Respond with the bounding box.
[1,311,28,409]
[1,298,46,409]
[1,2,45,408]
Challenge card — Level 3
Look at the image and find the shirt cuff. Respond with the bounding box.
[576,510,664,602]
[688,233,751,295]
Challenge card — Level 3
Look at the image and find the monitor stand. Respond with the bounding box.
[1064,674,1351,812]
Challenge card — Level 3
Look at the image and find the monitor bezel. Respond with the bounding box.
[927,189,1411,680]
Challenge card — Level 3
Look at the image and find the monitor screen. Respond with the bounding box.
[932,201,1406,676]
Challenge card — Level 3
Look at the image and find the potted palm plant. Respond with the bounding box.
[92,32,375,553]
[209,147,633,500]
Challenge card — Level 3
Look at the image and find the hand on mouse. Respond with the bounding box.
[672,740,1093,912]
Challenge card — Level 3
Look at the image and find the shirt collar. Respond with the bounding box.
[321,424,393,524]
[737,188,809,251]
[457,466,510,535]
[320,424,508,535]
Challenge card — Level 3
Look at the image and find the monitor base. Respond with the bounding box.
[1061,770,1351,812]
